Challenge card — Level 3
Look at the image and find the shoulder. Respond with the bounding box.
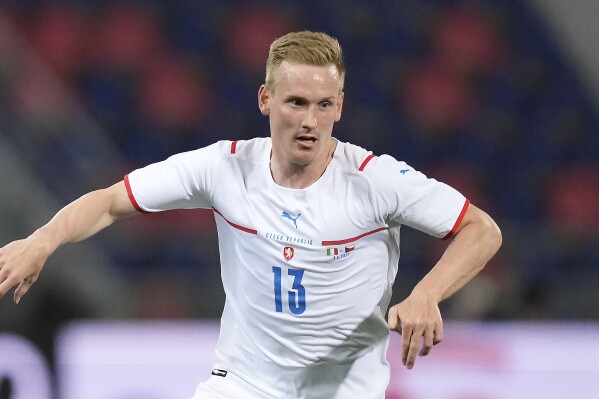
[227,137,271,160]
[333,140,377,172]
[166,137,269,165]
[334,140,407,175]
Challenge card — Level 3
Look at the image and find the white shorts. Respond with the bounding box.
[191,336,390,398]
[191,369,269,399]
[191,361,388,399]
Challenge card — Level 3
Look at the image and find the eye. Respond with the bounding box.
[320,101,333,109]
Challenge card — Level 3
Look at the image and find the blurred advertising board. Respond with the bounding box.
[1,322,598,398]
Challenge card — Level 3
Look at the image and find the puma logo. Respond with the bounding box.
[281,211,301,228]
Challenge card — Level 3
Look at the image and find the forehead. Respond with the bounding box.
[271,61,341,95]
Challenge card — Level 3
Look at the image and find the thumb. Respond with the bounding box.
[388,307,403,334]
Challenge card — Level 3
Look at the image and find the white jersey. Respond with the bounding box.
[125,138,469,398]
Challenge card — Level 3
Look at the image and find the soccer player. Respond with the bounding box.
[0,31,502,398]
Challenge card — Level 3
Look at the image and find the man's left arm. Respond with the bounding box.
[388,204,502,369]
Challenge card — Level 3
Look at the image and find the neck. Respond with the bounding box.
[270,139,337,189]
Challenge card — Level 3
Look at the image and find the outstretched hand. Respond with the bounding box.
[388,291,443,369]
[0,236,49,304]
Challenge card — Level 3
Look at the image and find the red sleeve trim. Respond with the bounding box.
[358,154,376,171]
[124,174,150,214]
[230,140,238,154]
[442,199,470,240]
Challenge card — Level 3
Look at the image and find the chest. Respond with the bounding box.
[213,169,382,246]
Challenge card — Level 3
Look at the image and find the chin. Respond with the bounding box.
[290,155,315,167]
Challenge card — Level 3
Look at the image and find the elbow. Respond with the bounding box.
[466,211,502,276]
[463,204,502,258]
[482,212,502,257]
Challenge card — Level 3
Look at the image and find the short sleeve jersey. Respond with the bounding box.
[125,138,469,398]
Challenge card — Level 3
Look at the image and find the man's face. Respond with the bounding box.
[259,61,344,168]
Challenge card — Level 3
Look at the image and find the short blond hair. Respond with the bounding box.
[265,31,345,91]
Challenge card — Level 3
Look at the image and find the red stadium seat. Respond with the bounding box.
[26,5,86,78]
[225,5,292,74]
[546,165,599,235]
[138,56,211,129]
[87,4,162,71]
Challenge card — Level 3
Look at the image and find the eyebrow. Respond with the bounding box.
[284,95,336,102]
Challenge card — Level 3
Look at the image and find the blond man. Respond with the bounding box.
[0,31,501,398]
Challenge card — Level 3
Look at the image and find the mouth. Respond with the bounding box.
[296,136,317,145]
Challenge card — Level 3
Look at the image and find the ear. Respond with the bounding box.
[335,91,344,122]
[258,85,270,116]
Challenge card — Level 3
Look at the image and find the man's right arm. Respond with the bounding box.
[0,180,137,303]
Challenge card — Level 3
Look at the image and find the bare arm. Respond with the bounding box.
[0,181,137,303]
[388,204,502,369]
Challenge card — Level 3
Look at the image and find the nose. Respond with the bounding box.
[302,106,318,131]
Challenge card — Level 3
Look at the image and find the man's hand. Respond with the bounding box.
[1,181,137,305]
[0,235,50,304]
[388,204,501,369]
[388,291,443,369]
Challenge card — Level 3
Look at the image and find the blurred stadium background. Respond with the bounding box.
[1,0,598,398]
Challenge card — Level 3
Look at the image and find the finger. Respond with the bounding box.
[433,322,444,345]
[388,307,397,330]
[419,327,434,357]
[14,275,36,304]
[406,328,422,369]
[401,325,413,367]
[0,275,17,299]
[388,308,402,334]
[14,281,29,304]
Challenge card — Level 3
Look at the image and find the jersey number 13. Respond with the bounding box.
[272,266,306,315]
